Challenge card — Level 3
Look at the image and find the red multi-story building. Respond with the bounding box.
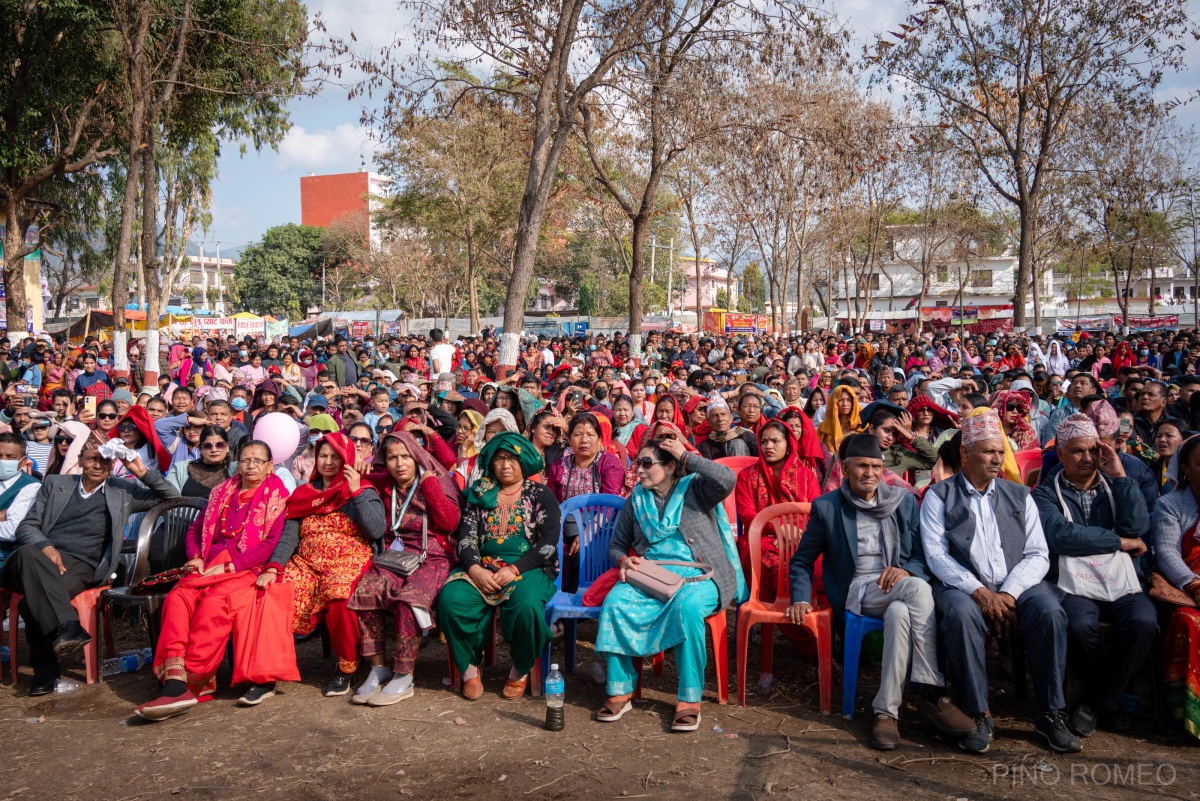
[299,170,390,246]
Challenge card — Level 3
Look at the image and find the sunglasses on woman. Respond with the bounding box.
[54,435,73,445]
[350,436,373,447]
[1005,403,1023,413]
[635,457,664,470]
[200,442,228,451]
[96,412,118,421]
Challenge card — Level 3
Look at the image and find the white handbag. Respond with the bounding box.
[1052,473,1142,602]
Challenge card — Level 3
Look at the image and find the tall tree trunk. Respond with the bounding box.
[628,211,650,359]
[140,130,161,386]
[1012,201,1034,328]
[2,196,29,331]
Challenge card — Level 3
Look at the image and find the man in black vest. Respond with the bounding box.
[2,437,179,694]
[920,410,1080,755]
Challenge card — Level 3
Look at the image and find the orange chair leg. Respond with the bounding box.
[735,617,752,706]
[760,623,775,675]
[72,590,102,684]
[706,612,729,704]
[651,651,664,676]
[808,614,833,716]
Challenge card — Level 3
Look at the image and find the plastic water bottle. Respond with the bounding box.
[101,648,151,679]
[544,663,565,731]
[53,678,81,695]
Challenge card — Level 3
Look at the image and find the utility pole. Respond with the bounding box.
[665,238,676,321]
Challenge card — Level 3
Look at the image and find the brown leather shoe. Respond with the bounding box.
[462,675,484,701]
[917,694,976,737]
[870,714,901,750]
[502,675,528,699]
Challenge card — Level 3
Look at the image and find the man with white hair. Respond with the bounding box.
[1032,413,1157,737]
[921,410,1080,755]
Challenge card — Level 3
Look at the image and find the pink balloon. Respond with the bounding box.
[252,412,301,463]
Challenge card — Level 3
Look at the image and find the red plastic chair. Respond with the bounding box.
[1013,449,1043,486]
[631,609,730,704]
[735,501,832,713]
[715,456,758,540]
[5,586,106,684]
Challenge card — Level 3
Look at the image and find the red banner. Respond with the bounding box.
[1113,314,1178,331]
[351,320,371,338]
[722,313,760,334]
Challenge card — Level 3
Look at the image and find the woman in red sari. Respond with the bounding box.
[259,432,386,697]
[734,421,822,694]
[136,440,294,721]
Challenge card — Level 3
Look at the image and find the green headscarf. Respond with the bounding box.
[464,431,544,509]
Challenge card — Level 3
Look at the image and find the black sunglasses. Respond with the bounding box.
[96,412,118,421]
[636,456,663,470]
[53,434,73,445]
[1005,404,1023,413]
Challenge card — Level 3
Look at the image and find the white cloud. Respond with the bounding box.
[273,123,378,172]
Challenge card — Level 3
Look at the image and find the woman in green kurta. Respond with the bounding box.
[438,432,560,700]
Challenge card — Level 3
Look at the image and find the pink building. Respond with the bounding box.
[673,257,738,311]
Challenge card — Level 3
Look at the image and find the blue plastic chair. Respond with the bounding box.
[539,493,626,682]
[841,610,885,720]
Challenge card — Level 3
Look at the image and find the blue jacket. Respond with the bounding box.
[788,486,929,615]
[1039,449,1158,512]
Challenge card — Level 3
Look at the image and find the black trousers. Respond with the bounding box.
[1061,591,1158,713]
[1,544,94,679]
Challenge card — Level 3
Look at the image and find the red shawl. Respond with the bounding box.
[1112,342,1134,374]
[735,421,820,534]
[284,432,363,520]
[906,395,958,431]
[200,472,289,561]
[109,405,172,471]
[365,430,461,548]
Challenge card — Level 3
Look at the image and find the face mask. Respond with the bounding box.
[97,359,108,366]
[239,350,248,359]
[701,382,715,393]
[231,398,248,411]
[309,434,322,446]
[0,459,20,481]
[1140,350,1149,356]
[593,387,608,401]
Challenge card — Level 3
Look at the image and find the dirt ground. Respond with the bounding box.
[2,613,1196,801]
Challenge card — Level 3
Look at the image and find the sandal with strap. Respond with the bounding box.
[595,697,633,722]
[671,706,701,732]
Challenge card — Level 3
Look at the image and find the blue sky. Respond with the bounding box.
[206,0,1200,256]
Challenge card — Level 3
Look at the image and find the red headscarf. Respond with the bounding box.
[906,395,958,431]
[285,432,363,519]
[653,395,687,433]
[1112,342,1134,373]
[109,405,172,471]
[778,407,824,472]
[751,421,817,507]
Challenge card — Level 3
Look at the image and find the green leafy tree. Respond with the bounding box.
[0,0,122,325]
[234,224,324,319]
[741,262,766,312]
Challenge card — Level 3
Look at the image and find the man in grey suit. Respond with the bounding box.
[2,436,179,695]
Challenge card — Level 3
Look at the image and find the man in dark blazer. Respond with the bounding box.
[2,437,179,694]
[788,433,973,750]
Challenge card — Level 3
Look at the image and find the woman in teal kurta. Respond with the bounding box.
[438,433,560,700]
[595,437,743,732]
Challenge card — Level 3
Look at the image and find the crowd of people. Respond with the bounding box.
[0,322,1198,755]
